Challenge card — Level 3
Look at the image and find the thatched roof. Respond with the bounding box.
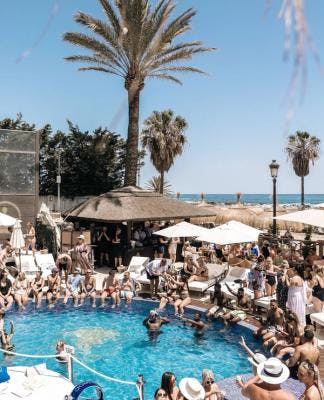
[64,186,216,223]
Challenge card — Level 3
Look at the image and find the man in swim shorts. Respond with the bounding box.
[64,268,83,307]
[101,270,120,308]
[56,253,72,283]
[47,267,61,308]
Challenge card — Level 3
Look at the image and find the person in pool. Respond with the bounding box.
[1,320,15,354]
[180,312,206,335]
[143,310,169,332]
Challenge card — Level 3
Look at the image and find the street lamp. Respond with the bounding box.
[56,148,63,212]
[269,160,280,236]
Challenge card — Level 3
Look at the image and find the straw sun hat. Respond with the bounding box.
[179,378,205,400]
[257,357,290,385]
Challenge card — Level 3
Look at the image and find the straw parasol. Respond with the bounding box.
[10,220,25,271]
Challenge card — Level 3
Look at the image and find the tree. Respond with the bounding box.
[145,175,172,196]
[285,131,320,207]
[63,0,214,187]
[141,109,187,194]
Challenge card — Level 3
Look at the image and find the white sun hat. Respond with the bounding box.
[179,378,205,400]
[257,357,290,385]
[247,353,267,367]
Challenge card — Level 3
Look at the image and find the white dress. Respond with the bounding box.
[286,283,307,327]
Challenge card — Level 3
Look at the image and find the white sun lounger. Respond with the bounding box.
[310,312,324,327]
[188,263,226,293]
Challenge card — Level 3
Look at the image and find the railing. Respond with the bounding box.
[0,348,144,400]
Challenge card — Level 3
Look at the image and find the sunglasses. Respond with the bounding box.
[206,380,214,384]
[157,393,167,397]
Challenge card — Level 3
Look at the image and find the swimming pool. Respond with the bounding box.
[3,300,260,399]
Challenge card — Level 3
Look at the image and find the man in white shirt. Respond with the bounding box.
[146,258,167,299]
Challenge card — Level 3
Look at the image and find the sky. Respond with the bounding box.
[1,0,324,194]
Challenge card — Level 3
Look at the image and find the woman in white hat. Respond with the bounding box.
[178,377,205,400]
[298,360,324,400]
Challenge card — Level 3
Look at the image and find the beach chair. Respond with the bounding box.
[188,263,226,294]
[127,256,150,280]
[14,254,38,278]
[34,253,56,278]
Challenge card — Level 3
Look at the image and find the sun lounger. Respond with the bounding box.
[34,253,56,278]
[14,254,38,277]
[188,263,226,293]
[127,256,150,279]
[310,312,324,327]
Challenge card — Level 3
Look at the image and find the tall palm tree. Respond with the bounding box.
[63,0,214,186]
[285,131,320,207]
[145,175,172,196]
[141,109,187,194]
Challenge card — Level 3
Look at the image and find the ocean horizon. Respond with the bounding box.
[178,193,324,205]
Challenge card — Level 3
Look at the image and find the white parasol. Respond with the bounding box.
[153,221,208,238]
[197,226,257,245]
[275,209,324,228]
[0,212,16,227]
[220,220,262,242]
[10,220,26,271]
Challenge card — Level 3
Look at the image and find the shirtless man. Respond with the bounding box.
[56,253,72,283]
[225,284,249,309]
[238,357,294,400]
[101,270,120,308]
[142,310,169,332]
[81,269,96,307]
[254,300,284,342]
[47,267,61,308]
[181,312,206,335]
[287,329,320,378]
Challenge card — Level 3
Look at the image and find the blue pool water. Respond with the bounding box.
[3,301,259,399]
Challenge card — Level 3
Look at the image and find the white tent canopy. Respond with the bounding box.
[0,212,16,227]
[221,220,262,241]
[197,226,257,245]
[275,209,324,228]
[153,221,208,238]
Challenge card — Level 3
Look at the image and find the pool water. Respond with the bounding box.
[3,301,259,399]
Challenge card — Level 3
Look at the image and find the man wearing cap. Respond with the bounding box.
[47,267,61,308]
[142,310,169,332]
[64,268,83,307]
[145,258,168,300]
[238,357,294,400]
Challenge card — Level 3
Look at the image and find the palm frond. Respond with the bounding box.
[99,0,121,35]
[78,66,121,76]
[149,73,182,85]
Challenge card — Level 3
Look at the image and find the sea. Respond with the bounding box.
[178,193,324,205]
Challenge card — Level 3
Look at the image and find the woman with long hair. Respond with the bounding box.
[201,369,223,399]
[160,371,179,400]
[310,265,324,313]
[13,272,28,309]
[298,360,324,400]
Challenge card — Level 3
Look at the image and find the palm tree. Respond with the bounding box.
[141,109,187,194]
[285,131,320,207]
[63,0,214,187]
[145,175,172,196]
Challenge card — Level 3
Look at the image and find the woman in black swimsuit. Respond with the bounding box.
[311,265,324,312]
[0,271,13,309]
[30,271,44,308]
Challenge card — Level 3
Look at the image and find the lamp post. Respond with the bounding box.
[56,148,63,212]
[269,160,280,237]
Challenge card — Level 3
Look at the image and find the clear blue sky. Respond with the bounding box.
[1,0,324,194]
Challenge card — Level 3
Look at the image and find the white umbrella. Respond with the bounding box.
[10,220,26,271]
[275,209,324,228]
[220,220,262,241]
[197,226,257,245]
[0,212,16,227]
[153,221,208,238]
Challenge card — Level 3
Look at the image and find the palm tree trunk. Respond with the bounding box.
[124,87,140,187]
[159,170,164,194]
[301,175,305,207]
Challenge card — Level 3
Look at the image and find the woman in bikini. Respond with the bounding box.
[298,360,324,400]
[157,271,179,311]
[201,369,223,400]
[0,271,14,310]
[265,257,279,296]
[30,271,44,308]
[167,274,191,316]
[81,269,97,307]
[119,271,134,303]
[160,371,179,400]
[13,272,28,309]
[310,265,324,313]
